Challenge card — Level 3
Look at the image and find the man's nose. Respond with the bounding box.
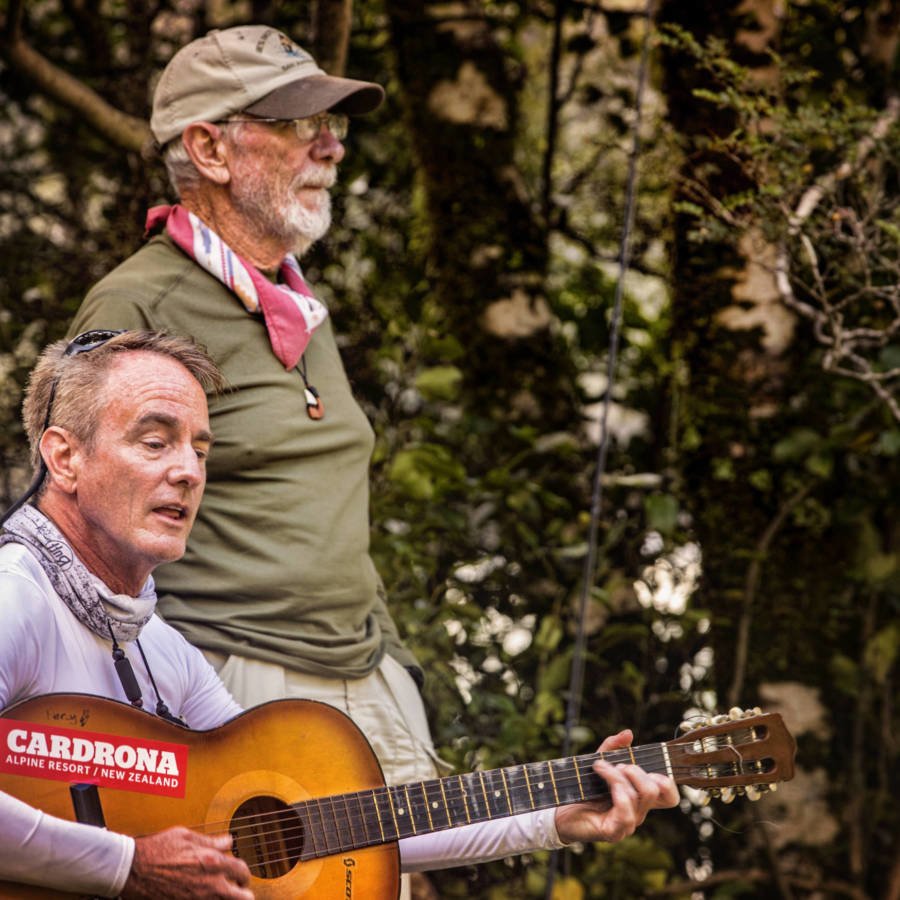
[168,446,204,486]
[310,126,345,164]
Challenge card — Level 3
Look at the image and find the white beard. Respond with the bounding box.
[231,164,335,257]
[281,186,332,256]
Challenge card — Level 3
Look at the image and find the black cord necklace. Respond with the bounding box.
[298,355,324,420]
[107,623,186,726]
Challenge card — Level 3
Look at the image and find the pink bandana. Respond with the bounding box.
[145,205,328,370]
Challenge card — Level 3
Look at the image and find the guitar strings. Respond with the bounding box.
[186,758,759,847]
[180,756,767,877]
[149,767,764,875]
[222,730,762,832]
[167,732,763,839]
[137,731,767,867]
[177,745,668,834]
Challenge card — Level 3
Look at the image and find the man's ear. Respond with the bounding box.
[39,426,80,495]
[181,123,232,186]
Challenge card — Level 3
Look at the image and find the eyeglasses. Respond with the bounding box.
[1,329,125,526]
[220,111,350,142]
[41,330,126,433]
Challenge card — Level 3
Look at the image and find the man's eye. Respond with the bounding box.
[144,439,166,450]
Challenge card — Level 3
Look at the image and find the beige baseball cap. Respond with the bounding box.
[150,25,385,146]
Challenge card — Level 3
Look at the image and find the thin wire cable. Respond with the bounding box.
[546,1,657,895]
[0,467,45,526]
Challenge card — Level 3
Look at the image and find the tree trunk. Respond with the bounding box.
[383,0,579,431]
[312,0,353,75]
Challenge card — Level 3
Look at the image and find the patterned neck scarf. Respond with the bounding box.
[145,204,328,370]
[0,506,156,642]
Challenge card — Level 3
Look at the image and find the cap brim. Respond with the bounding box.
[244,74,385,119]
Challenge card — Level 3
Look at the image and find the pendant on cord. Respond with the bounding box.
[298,356,324,420]
[304,384,324,420]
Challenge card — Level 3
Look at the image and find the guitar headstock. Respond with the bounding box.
[666,707,796,803]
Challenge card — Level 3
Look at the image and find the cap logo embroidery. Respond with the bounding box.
[277,33,311,62]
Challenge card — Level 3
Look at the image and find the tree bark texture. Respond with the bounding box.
[383,0,579,431]
[312,0,353,75]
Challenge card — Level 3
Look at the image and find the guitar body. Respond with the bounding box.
[1,693,797,898]
[0,694,399,899]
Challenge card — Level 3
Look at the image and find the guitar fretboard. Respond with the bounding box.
[291,745,668,859]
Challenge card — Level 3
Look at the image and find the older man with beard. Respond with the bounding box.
[70,29,429,792]
[68,26,678,894]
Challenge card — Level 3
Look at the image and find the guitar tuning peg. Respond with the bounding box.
[752,706,762,716]
[712,714,729,724]
[720,787,736,804]
[745,786,762,801]
[767,783,778,793]
[679,718,708,732]
[728,707,743,719]
[699,792,712,806]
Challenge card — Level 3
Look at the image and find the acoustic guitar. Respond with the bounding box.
[0,694,795,898]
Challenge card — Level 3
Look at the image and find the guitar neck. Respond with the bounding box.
[292,744,669,860]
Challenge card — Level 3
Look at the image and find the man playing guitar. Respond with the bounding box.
[0,331,677,898]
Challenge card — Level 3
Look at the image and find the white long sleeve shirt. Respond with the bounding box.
[0,543,564,896]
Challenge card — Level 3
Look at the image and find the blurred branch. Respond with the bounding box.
[541,0,566,224]
[787,96,900,233]
[569,0,660,15]
[5,0,24,34]
[726,481,814,710]
[773,95,900,422]
[1,0,150,153]
[554,216,666,279]
[848,593,878,879]
[887,829,900,900]
[756,804,795,900]
[648,869,868,898]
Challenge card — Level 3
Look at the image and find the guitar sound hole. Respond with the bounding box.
[230,795,304,879]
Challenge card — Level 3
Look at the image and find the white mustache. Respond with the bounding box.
[294,166,337,190]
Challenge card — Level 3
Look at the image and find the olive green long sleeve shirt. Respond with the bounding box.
[70,234,419,679]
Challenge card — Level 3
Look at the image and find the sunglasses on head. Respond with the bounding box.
[1,329,125,526]
[40,330,125,433]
